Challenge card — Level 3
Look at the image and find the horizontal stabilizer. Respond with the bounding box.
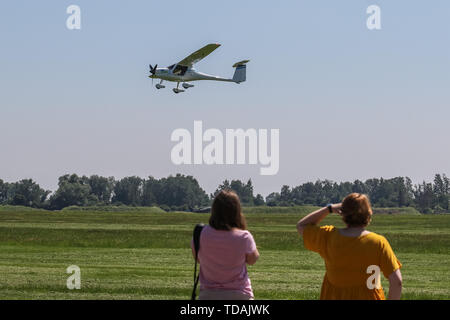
[232,60,250,68]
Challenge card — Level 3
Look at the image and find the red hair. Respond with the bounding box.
[341,193,373,227]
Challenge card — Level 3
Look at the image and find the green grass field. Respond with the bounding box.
[0,205,449,299]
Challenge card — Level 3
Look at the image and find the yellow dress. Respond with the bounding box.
[303,225,402,300]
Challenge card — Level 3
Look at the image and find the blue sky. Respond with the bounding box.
[0,1,449,196]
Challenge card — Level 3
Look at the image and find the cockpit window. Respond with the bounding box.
[173,64,188,76]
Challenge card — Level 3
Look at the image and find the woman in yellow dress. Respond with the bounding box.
[297,193,403,300]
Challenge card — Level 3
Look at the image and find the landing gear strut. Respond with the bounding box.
[173,82,185,94]
[155,80,165,89]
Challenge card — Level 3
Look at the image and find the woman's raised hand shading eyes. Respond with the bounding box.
[332,203,343,214]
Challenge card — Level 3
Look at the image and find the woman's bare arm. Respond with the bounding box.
[388,269,402,300]
[246,248,260,265]
[296,204,342,236]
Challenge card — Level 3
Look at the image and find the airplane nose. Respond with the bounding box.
[149,64,158,76]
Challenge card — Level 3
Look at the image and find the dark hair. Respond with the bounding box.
[341,193,373,227]
[209,190,247,231]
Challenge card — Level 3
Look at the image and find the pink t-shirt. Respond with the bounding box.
[191,225,257,297]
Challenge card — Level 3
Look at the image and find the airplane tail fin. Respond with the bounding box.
[232,60,250,83]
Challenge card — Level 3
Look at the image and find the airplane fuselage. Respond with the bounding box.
[149,66,233,83]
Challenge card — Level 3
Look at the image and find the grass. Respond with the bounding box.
[0,206,449,299]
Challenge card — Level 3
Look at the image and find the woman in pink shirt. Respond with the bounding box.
[191,190,260,300]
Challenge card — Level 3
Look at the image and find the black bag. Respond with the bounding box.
[191,223,204,300]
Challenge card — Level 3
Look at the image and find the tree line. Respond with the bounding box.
[0,173,448,213]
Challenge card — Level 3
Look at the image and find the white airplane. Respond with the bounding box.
[148,43,249,93]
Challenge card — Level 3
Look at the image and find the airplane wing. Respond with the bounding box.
[177,43,221,67]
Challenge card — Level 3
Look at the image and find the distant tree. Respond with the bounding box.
[265,192,281,206]
[216,179,231,194]
[352,179,368,195]
[211,179,230,199]
[280,185,290,201]
[279,185,291,206]
[1,173,448,213]
[317,180,336,204]
[50,174,92,210]
[7,179,50,208]
[155,174,209,208]
[404,177,415,206]
[213,179,255,205]
[230,180,247,201]
[0,179,8,204]
[299,182,317,205]
[414,181,435,214]
[254,194,265,206]
[88,175,115,204]
[142,176,159,206]
[268,176,421,210]
[240,179,255,205]
[391,177,414,207]
[112,176,143,206]
[433,174,449,211]
[443,174,450,211]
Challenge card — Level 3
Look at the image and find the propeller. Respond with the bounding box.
[149,64,158,87]
[149,64,158,75]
